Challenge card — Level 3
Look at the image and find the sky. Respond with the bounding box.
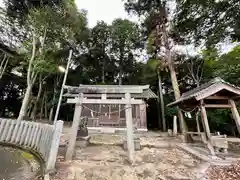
[75,0,138,27]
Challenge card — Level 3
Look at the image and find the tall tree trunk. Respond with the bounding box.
[44,92,48,119]
[102,65,105,84]
[27,102,33,117]
[119,70,123,85]
[49,107,54,122]
[160,21,186,134]
[49,75,60,122]
[40,94,44,120]
[17,84,32,122]
[30,77,43,120]
[17,31,37,122]
[168,62,186,134]
[119,51,124,85]
[49,90,56,122]
[157,71,166,131]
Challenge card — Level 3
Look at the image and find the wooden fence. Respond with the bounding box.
[0,118,63,172]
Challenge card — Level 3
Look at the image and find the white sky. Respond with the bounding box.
[75,0,138,27]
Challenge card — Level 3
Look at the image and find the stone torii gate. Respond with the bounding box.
[64,84,153,162]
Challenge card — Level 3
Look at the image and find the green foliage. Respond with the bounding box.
[5,0,64,23]
[110,19,141,84]
[147,59,161,71]
[125,0,167,15]
[111,19,141,51]
[18,2,89,78]
[207,109,235,134]
[174,0,240,45]
[214,45,240,85]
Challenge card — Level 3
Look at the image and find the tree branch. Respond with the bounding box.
[0,57,9,79]
[32,72,38,85]
[198,59,204,84]
[39,27,47,54]
[0,53,7,71]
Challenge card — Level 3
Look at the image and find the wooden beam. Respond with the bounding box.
[229,99,240,134]
[101,93,106,100]
[205,104,231,108]
[200,101,211,140]
[67,98,144,105]
[205,96,230,100]
[64,85,146,94]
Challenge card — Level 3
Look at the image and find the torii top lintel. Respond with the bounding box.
[64,84,151,94]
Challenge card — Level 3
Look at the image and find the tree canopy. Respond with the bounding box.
[174,0,240,46]
[0,0,240,135]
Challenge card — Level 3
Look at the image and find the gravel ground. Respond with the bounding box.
[73,145,202,180]
[206,161,240,180]
[54,133,204,180]
[50,161,74,180]
[54,132,240,180]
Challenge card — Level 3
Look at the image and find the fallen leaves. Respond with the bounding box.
[207,161,240,180]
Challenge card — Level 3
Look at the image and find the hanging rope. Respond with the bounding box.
[82,104,132,116]
[179,105,200,113]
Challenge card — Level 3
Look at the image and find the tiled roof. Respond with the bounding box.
[168,77,240,107]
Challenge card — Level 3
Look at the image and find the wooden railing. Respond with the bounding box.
[0,118,63,172]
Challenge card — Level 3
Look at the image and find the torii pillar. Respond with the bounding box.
[65,93,83,161]
[229,99,240,134]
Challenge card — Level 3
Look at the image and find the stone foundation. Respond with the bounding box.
[229,142,240,150]
[123,138,141,151]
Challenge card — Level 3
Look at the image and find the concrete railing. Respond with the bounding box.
[0,118,63,172]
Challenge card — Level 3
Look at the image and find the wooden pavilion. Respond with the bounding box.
[168,77,240,141]
[63,84,157,161]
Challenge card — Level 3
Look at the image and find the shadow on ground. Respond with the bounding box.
[0,146,40,180]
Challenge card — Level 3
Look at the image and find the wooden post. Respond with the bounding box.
[140,103,147,128]
[139,104,144,128]
[200,100,211,140]
[65,93,83,161]
[196,111,201,134]
[46,120,64,171]
[229,99,240,134]
[173,116,177,136]
[125,93,134,163]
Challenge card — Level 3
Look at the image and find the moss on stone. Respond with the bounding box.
[21,151,35,160]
